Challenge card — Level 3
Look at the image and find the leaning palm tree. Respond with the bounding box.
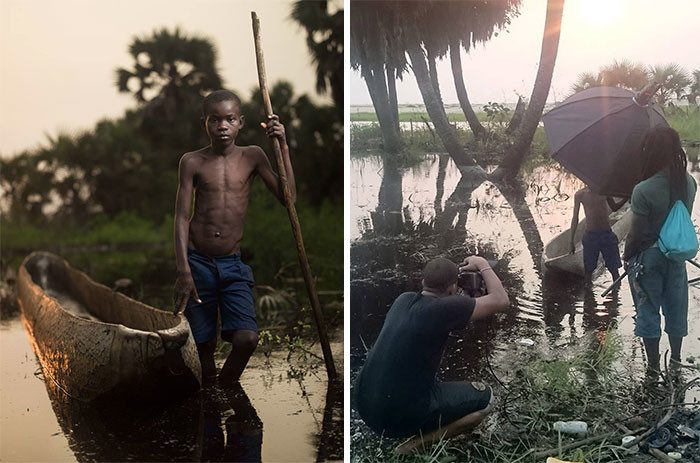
[399,2,474,166]
[115,27,222,121]
[290,1,344,113]
[492,0,565,179]
[445,0,522,140]
[647,63,691,105]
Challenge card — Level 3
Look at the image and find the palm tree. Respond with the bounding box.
[687,69,700,105]
[647,63,691,105]
[406,39,473,165]
[290,1,344,113]
[115,27,222,121]
[446,1,521,140]
[571,71,601,93]
[598,60,647,91]
[350,1,405,153]
[492,0,565,179]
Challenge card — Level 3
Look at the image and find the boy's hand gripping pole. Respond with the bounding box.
[251,12,337,380]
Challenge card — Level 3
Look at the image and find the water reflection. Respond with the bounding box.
[19,335,343,463]
[41,373,342,462]
[198,384,263,462]
[350,154,700,380]
[315,381,343,462]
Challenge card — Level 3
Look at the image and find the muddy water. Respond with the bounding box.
[1,315,342,462]
[350,154,700,395]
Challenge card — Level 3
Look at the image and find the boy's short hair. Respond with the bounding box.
[422,257,458,293]
[202,90,242,117]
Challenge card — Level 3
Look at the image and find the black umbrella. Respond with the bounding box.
[543,86,668,197]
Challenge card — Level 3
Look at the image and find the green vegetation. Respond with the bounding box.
[665,105,700,142]
[351,102,699,170]
[1,186,342,320]
[352,328,699,463]
[350,121,550,170]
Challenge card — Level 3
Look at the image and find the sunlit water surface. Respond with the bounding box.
[1,315,342,462]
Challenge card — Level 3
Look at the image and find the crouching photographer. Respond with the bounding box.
[353,256,510,454]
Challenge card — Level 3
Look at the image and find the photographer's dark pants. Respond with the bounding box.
[359,381,493,439]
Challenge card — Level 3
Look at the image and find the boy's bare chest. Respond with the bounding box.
[196,156,256,193]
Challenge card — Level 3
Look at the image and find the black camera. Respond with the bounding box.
[457,260,497,297]
[457,271,484,297]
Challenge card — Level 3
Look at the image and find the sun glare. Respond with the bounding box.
[580,0,623,27]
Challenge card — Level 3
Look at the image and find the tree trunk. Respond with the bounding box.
[427,48,445,111]
[386,64,400,135]
[362,66,404,153]
[434,154,450,214]
[506,96,526,134]
[407,43,473,166]
[495,179,544,273]
[450,42,486,140]
[492,0,565,179]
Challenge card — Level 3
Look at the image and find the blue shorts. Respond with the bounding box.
[628,247,688,338]
[185,248,257,344]
[582,229,621,273]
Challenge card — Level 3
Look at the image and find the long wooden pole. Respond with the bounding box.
[251,12,337,380]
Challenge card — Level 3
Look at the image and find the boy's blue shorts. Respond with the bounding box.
[628,247,688,338]
[582,229,621,273]
[185,248,257,344]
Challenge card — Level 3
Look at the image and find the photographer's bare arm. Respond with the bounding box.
[460,256,509,320]
[173,111,295,314]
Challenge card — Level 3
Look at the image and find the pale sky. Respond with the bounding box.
[350,0,700,106]
[0,0,335,157]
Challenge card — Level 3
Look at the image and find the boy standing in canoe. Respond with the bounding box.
[173,89,295,385]
[570,186,626,282]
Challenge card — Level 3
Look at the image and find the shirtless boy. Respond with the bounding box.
[173,89,295,385]
[570,186,626,281]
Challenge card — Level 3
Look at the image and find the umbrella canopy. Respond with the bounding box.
[543,86,668,197]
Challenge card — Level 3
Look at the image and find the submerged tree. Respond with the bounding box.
[395,0,520,165]
[444,1,521,140]
[353,0,521,164]
[350,1,405,153]
[492,0,565,179]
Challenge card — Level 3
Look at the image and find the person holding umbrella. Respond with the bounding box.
[622,126,697,373]
[569,186,627,283]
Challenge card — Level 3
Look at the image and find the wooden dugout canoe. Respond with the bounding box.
[17,251,201,402]
[542,206,632,276]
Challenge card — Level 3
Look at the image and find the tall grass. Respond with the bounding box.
[665,105,700,142]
